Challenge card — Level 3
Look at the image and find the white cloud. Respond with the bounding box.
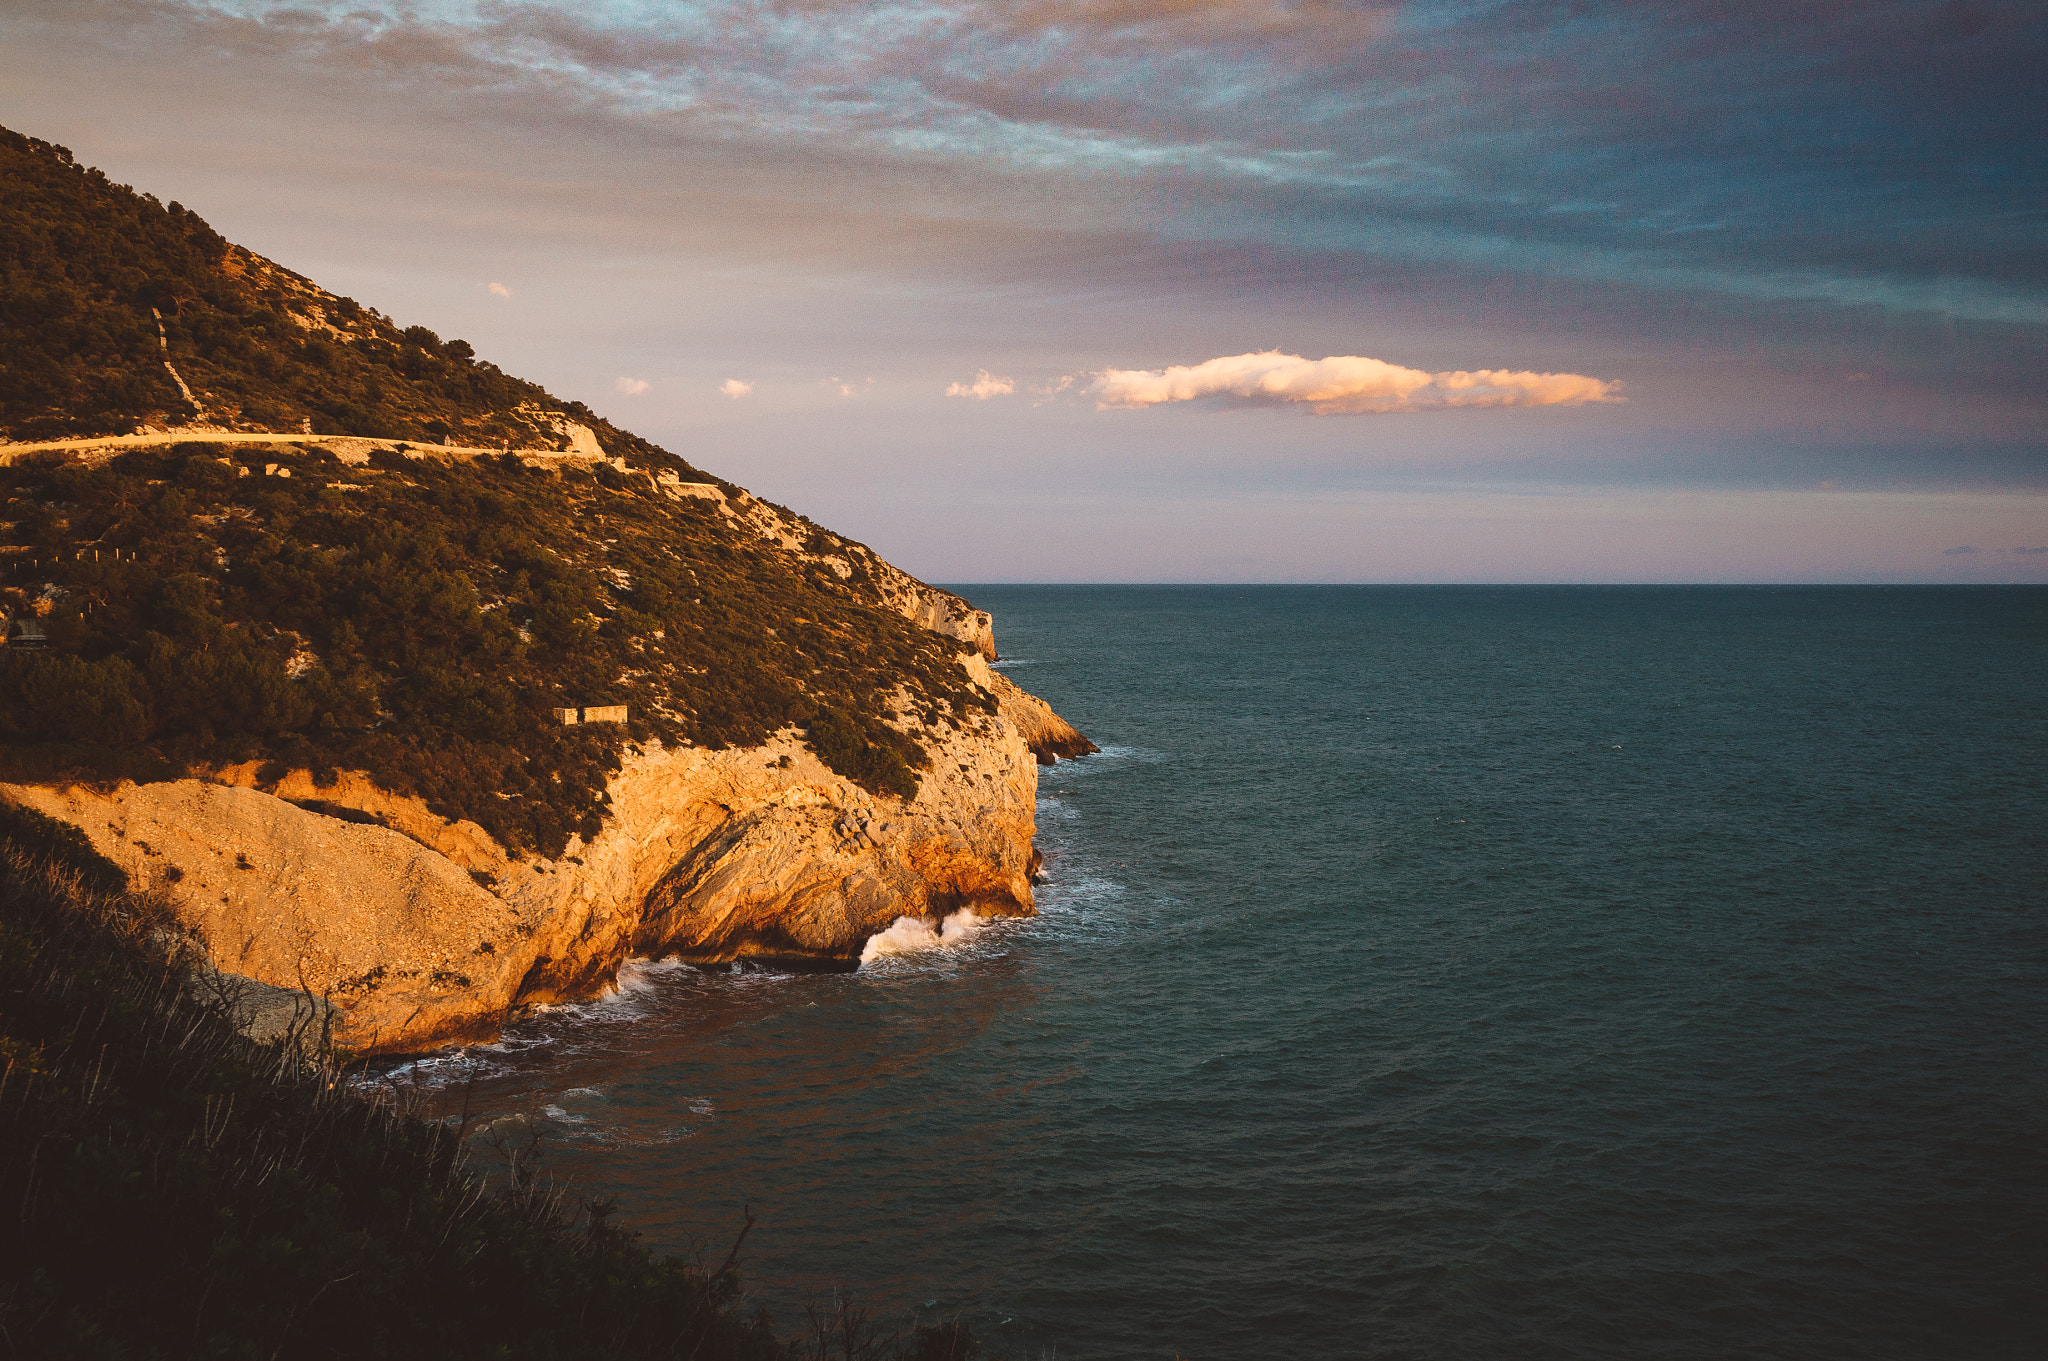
[614,376,649,395]
[1029,374,1077,406]
[720,378,753,399]
[1085,350,1622,414]
[946,369,1017,400]
[1429,368,1622,409]
[487,281,513,298]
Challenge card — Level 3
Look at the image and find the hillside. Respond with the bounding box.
[0,123,1091,1051]
[0,124,1086,863]
[0,125,672,454]
[1,436,994,857]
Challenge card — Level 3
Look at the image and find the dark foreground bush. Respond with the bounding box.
[0,826,997,1360]
[0,838,784,1360]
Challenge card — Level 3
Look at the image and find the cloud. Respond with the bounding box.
[1943,545,1980,555]
[93,0,2044,324]
[1085,351,1622,415]
[614,376,649,395]
[2013,546,2048,554]
[720,378,753,399]
[946,369,1017,400]
[487,281,512,298]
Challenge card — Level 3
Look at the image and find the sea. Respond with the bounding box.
[405,587,2048,1359]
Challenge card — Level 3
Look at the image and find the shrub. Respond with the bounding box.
[804,705,923,803]
[0,838,785,1360]
[0,652,151,743]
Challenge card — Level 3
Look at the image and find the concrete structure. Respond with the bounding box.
[551,704,628,725]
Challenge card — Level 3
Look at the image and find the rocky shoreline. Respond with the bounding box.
[6,656,1083,1055]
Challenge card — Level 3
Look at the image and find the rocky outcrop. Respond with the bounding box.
[872,575,995,661]
[965,654,1100,764]
[3,694,1044,1055]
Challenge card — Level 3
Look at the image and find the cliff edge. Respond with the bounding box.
[3,679,1046,1053]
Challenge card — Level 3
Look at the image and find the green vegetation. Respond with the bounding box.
[0,821,985,1360]
[0,443,995,854]
[0,122,1003,851]
[0,830,782,1359]
[0,125,678,458]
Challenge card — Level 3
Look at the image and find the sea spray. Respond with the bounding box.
[859,909,986,963]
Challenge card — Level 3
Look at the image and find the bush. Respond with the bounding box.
[0,437,989,848]
[0,839,785,1360]
[804,706,923,803]
[0,651,151,743]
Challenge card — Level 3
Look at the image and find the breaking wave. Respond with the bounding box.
[859,909,987,964]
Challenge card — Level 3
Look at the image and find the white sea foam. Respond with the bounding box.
[525,956,692,1022]
[858,908,987,964]
[370,1034,547,1088]
[608,956,689,999]
[1062,742,1158,769]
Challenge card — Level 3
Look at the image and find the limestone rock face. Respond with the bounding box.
[3,707,1043,1055]
[962,653,1100,764]
[879,582,996,661]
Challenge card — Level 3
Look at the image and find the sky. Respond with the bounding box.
[3,0,2044,582]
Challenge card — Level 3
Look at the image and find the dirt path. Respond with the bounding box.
[0,430,622,468]
[151,307,205,419]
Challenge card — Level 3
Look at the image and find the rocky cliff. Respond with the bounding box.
[0,127,1095,1054]
[3,663,1051,1054]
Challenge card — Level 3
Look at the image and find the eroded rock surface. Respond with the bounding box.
[5,694,1047,1054]
[963,654,1100,764]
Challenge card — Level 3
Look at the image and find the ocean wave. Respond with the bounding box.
[371,1031,557,1088]
[522,956,695,1023]
[1043,743,1161,778]
[536,1086,710,1147]
[859,908,989,965]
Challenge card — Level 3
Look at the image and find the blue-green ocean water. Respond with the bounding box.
[437,587,2047,1359]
